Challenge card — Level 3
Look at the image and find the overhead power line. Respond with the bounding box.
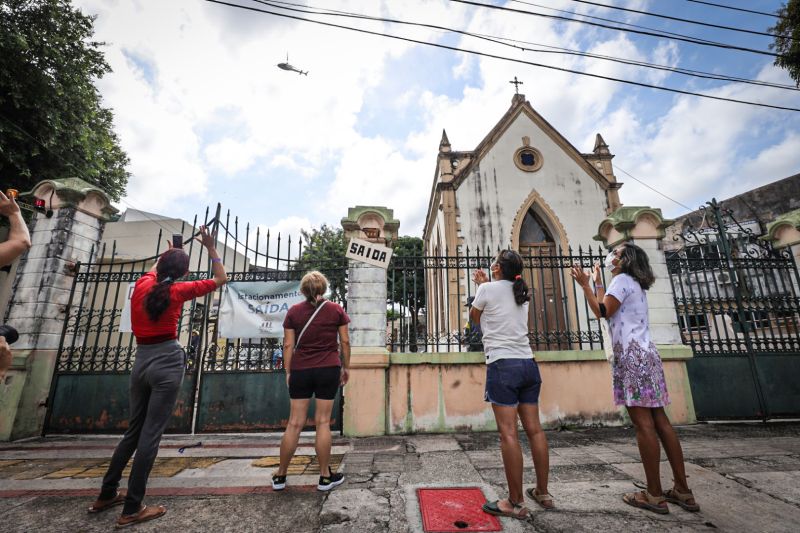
[262,0,799,92]
[206,0,800,112]
[449,0,779,58]
[615,165,693,212]
[560,0,782,39]
[686,0,780,19]
[496,0,746,47]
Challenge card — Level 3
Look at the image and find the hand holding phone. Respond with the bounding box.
[172,234,183,249]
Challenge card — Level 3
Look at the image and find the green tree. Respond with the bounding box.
[771,0,800,86]
[0,0,129,199]
[293,225,348,304]
[387,236,425,351]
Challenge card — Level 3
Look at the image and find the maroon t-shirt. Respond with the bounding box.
[283,300,350,371]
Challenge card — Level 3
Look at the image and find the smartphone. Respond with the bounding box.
[172,234,183,249]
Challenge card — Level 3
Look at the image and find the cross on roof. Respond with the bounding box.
[509,76,523,94]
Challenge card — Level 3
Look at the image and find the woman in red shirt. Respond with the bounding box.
[272,271,350,492]
[88,226,227,527]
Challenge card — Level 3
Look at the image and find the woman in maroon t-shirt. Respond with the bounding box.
[88,226,227,527]
[272,271,350,492]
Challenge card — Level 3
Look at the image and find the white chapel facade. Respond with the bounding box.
[422,93,623,340]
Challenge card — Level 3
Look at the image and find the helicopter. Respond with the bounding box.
[277,53,308,76]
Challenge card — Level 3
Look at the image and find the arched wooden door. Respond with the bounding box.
[519,208,569,351]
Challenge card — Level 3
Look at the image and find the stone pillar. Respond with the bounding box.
[762,209,800,292]
[595,206,696,423]
[340,206,399,437]
[0,178,117,441]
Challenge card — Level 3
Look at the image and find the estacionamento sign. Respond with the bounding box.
[218,281,304,338]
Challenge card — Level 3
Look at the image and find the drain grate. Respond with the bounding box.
[417,487,502,532]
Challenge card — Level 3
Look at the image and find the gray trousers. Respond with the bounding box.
[100,340,185,515]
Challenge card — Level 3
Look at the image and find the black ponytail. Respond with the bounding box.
[144,249,190,321]
[496,249,530,305]
[145,279,174,321]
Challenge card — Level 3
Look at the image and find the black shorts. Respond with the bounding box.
[289,366,341,400]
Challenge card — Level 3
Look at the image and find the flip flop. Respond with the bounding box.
[87,493,125,514]
[665,487,700,512]
[525,487,555,510]
[622,490,669,515]
[481,499,529,519]
[116,504,167,528]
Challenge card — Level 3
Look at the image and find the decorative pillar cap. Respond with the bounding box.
[341,206,400,245]
[26,178,118,221]
[761,208,800,249]
[594,206,675,248]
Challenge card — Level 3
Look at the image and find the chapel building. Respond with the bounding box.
[422,93,623,345]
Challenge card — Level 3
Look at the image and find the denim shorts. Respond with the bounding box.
[484,358,542,407]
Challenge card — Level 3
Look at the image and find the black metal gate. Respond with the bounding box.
[667,199,800,420]
[44,205,347,434]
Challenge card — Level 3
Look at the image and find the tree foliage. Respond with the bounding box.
[292,225,348,304]
[388,236,426,350]
[0,0,129,199]
[388,236,425,314]
[771,0,800,86]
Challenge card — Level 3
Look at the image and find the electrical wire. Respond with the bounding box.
[685,0,780,19]
[449,0,779,57]
[207,0,800,112]
[560,0,783,39]
[500,0,746,47]
[261,0,799,92]
[614,165,694,211]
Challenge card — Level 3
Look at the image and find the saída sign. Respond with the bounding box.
[345,237,393,269]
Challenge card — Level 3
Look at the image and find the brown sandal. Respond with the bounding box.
[87,493,125,514]
[116,504,167,528]
[665,487,700,512]
[525,487,555,510]
[623,490,669,515]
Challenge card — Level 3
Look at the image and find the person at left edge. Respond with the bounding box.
[0,190,32,379]
[87,226,227,528]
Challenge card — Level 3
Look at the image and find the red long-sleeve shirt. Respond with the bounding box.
[131,271,217,344]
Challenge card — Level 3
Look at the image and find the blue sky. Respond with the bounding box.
[76,0,800,245]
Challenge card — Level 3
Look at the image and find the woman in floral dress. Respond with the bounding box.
[570,243,699,515]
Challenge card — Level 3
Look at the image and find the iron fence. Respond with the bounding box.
[387,245,610,353]
[54,206,348,375]
[665,198,800,420]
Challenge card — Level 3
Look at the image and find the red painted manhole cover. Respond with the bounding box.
[417,487,502,532]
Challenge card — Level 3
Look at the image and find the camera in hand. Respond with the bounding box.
[0,325,19,344]
[172,234,183,249]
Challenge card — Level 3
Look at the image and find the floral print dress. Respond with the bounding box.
[606,273,670,408]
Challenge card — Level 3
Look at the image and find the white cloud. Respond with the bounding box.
[76,0,800,239]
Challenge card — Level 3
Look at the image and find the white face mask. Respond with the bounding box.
[604,251,617,271]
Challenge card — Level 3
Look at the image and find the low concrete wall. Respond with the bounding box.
[382,347,695,435]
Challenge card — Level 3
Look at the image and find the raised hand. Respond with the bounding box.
[0,191,21,218]
[472,269,490,285]
[569,265,591,287]
[592,263,603,286]
[195,225,216,249]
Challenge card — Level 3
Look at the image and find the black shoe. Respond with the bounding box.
[272,474,287,491]
[317,471,344,492]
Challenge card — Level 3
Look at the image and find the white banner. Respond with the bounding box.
[218,281,304,338]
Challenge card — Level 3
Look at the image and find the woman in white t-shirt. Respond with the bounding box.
[472,249,554,519]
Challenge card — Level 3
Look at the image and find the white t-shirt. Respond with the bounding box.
[471,279,533,364]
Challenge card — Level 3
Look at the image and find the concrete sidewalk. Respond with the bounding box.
[1,422,799,532]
